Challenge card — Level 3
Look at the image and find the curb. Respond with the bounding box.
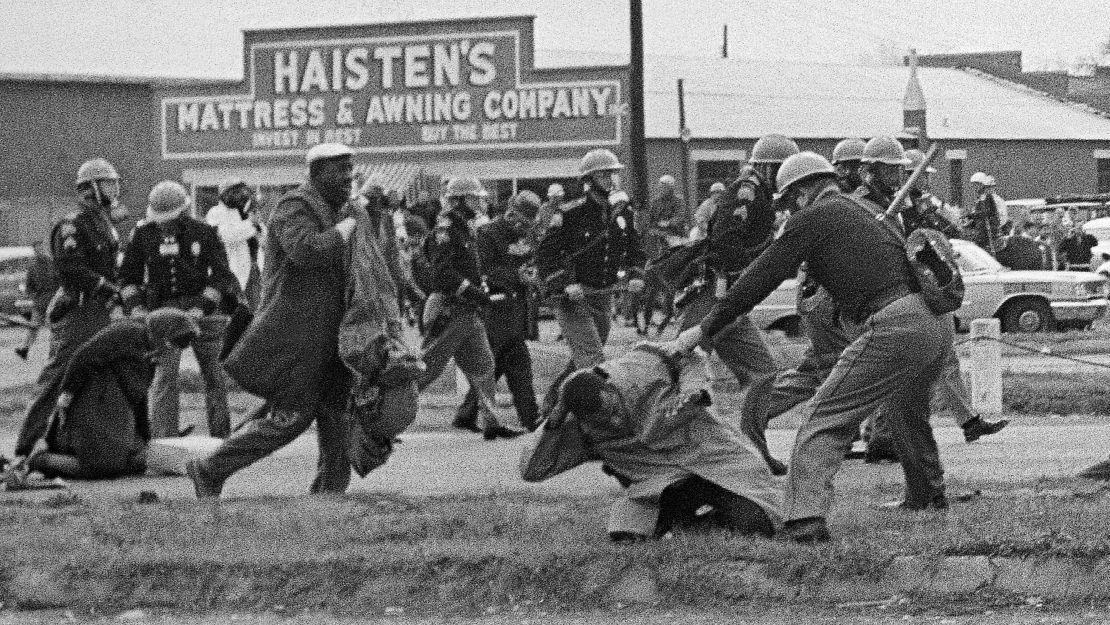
[5,554,1110,614]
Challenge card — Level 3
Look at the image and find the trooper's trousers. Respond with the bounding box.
[782,294,952,520]
[679,291,779,468]
[419,308,500,429]
[454,324,538,430]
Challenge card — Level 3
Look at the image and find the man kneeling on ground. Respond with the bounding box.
[520,342,781,541]
[23,308,199,479]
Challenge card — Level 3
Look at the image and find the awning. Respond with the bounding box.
[352,161,427,195]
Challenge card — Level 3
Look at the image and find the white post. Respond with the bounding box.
[454,364,469,404]
[968,318,1003,418]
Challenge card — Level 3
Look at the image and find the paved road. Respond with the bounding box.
[0,418,1102,505]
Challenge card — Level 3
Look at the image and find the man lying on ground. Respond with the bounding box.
[19,308,199,479]
[520,342,781,541]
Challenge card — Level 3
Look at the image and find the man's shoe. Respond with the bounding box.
[450,416,481,434]
[776,517,831,544]
[963,416,1009,443]
[483,423,525,441]
[14,347,28,361]
[185,459,223,499]
[1079,458,1110,481]
[880,494,949,511]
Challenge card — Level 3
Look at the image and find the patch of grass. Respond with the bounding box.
[2,481,1110,613]
[1003,372,1110,415]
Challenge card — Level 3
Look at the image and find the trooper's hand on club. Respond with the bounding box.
[564,283,586,302]
[675,326,704,352]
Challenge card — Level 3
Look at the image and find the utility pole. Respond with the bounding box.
[722,24,728,58]
[629,0,648,211]
[678,78,692,218]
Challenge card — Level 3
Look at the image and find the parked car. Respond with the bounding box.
[1083,216,1110,270]
[749,239,1108,334]
[0,246,37,326]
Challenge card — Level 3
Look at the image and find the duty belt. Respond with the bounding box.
[851,283,913,323]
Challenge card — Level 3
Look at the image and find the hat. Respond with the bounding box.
[969,172,991,185]
[218,178,248,196]
[146,180,189,224]
[305,142,353,165]
[562,369,607,417]
[659,175,676,185]
[547,183,565,199]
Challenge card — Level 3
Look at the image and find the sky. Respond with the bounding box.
[1,0,1108,80]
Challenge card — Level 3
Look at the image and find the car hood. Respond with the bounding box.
[977,269,1105,283]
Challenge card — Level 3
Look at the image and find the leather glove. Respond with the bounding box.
[564,283,586,302]
[627,278,645,293]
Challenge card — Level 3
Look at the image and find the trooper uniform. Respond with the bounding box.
[536,152,644,409]
[454,196,541,432]
[419,178,521,440]
[681,150,954,542]
[119,181,239,438]
[678,134,797,475]
[14,160,123,459]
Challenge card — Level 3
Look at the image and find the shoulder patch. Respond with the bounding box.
[549,212,563,228]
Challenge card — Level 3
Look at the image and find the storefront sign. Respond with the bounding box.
[161,24,624,159]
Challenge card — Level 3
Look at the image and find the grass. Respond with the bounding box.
[2,478,1110,613]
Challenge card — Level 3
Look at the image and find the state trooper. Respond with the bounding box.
[418,176,523,441]
[453,190,544,433]
[677,134,798,475]
[830,138,867,192]
[13,158,125,463]
[119,180,240,438]
[536,148,645,409]
[677,151,953,543]
[899,148,963,239]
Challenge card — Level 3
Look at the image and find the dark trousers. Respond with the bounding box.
[192,383,351,494]
[454,329,538,430]
[15,300,110,457]
[656,476,774,538]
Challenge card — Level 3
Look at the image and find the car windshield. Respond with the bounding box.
[952,240,1002,273]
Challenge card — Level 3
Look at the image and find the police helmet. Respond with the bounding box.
[750,134,800,164]
[861,136,910,165]
[831,138,867,164]
[776,152,837,193]
[76,158,120,186]
[579,149,624,177]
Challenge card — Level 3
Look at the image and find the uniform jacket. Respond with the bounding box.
[51,198,121,296]
[119,216,239,312]
[477,216,534,339]
[224,182,353,413]
[644,192,687,258]
[997,235,1051,271]
[706,167,776,280]
[1058,232,1099,266]
[536,193,645,289]
[520,345,782,534]
[205,202,264,291]
[424,207,485,305]
[25,252,59,314]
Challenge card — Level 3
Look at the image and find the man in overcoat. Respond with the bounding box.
[186,143,360,497]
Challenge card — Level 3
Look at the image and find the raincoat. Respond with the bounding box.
[520,344,782,535]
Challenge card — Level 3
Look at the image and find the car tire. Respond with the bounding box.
[1001,298,1055,333]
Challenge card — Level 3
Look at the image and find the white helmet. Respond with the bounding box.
[547,183,565,199]
[775,152,837,193]
[970,172,993,185]
[709,182,726,193]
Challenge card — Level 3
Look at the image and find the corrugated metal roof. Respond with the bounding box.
[641,55,1110,141]
[537,50,1110,141]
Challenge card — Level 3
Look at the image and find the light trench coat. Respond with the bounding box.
[520,344,783,535]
